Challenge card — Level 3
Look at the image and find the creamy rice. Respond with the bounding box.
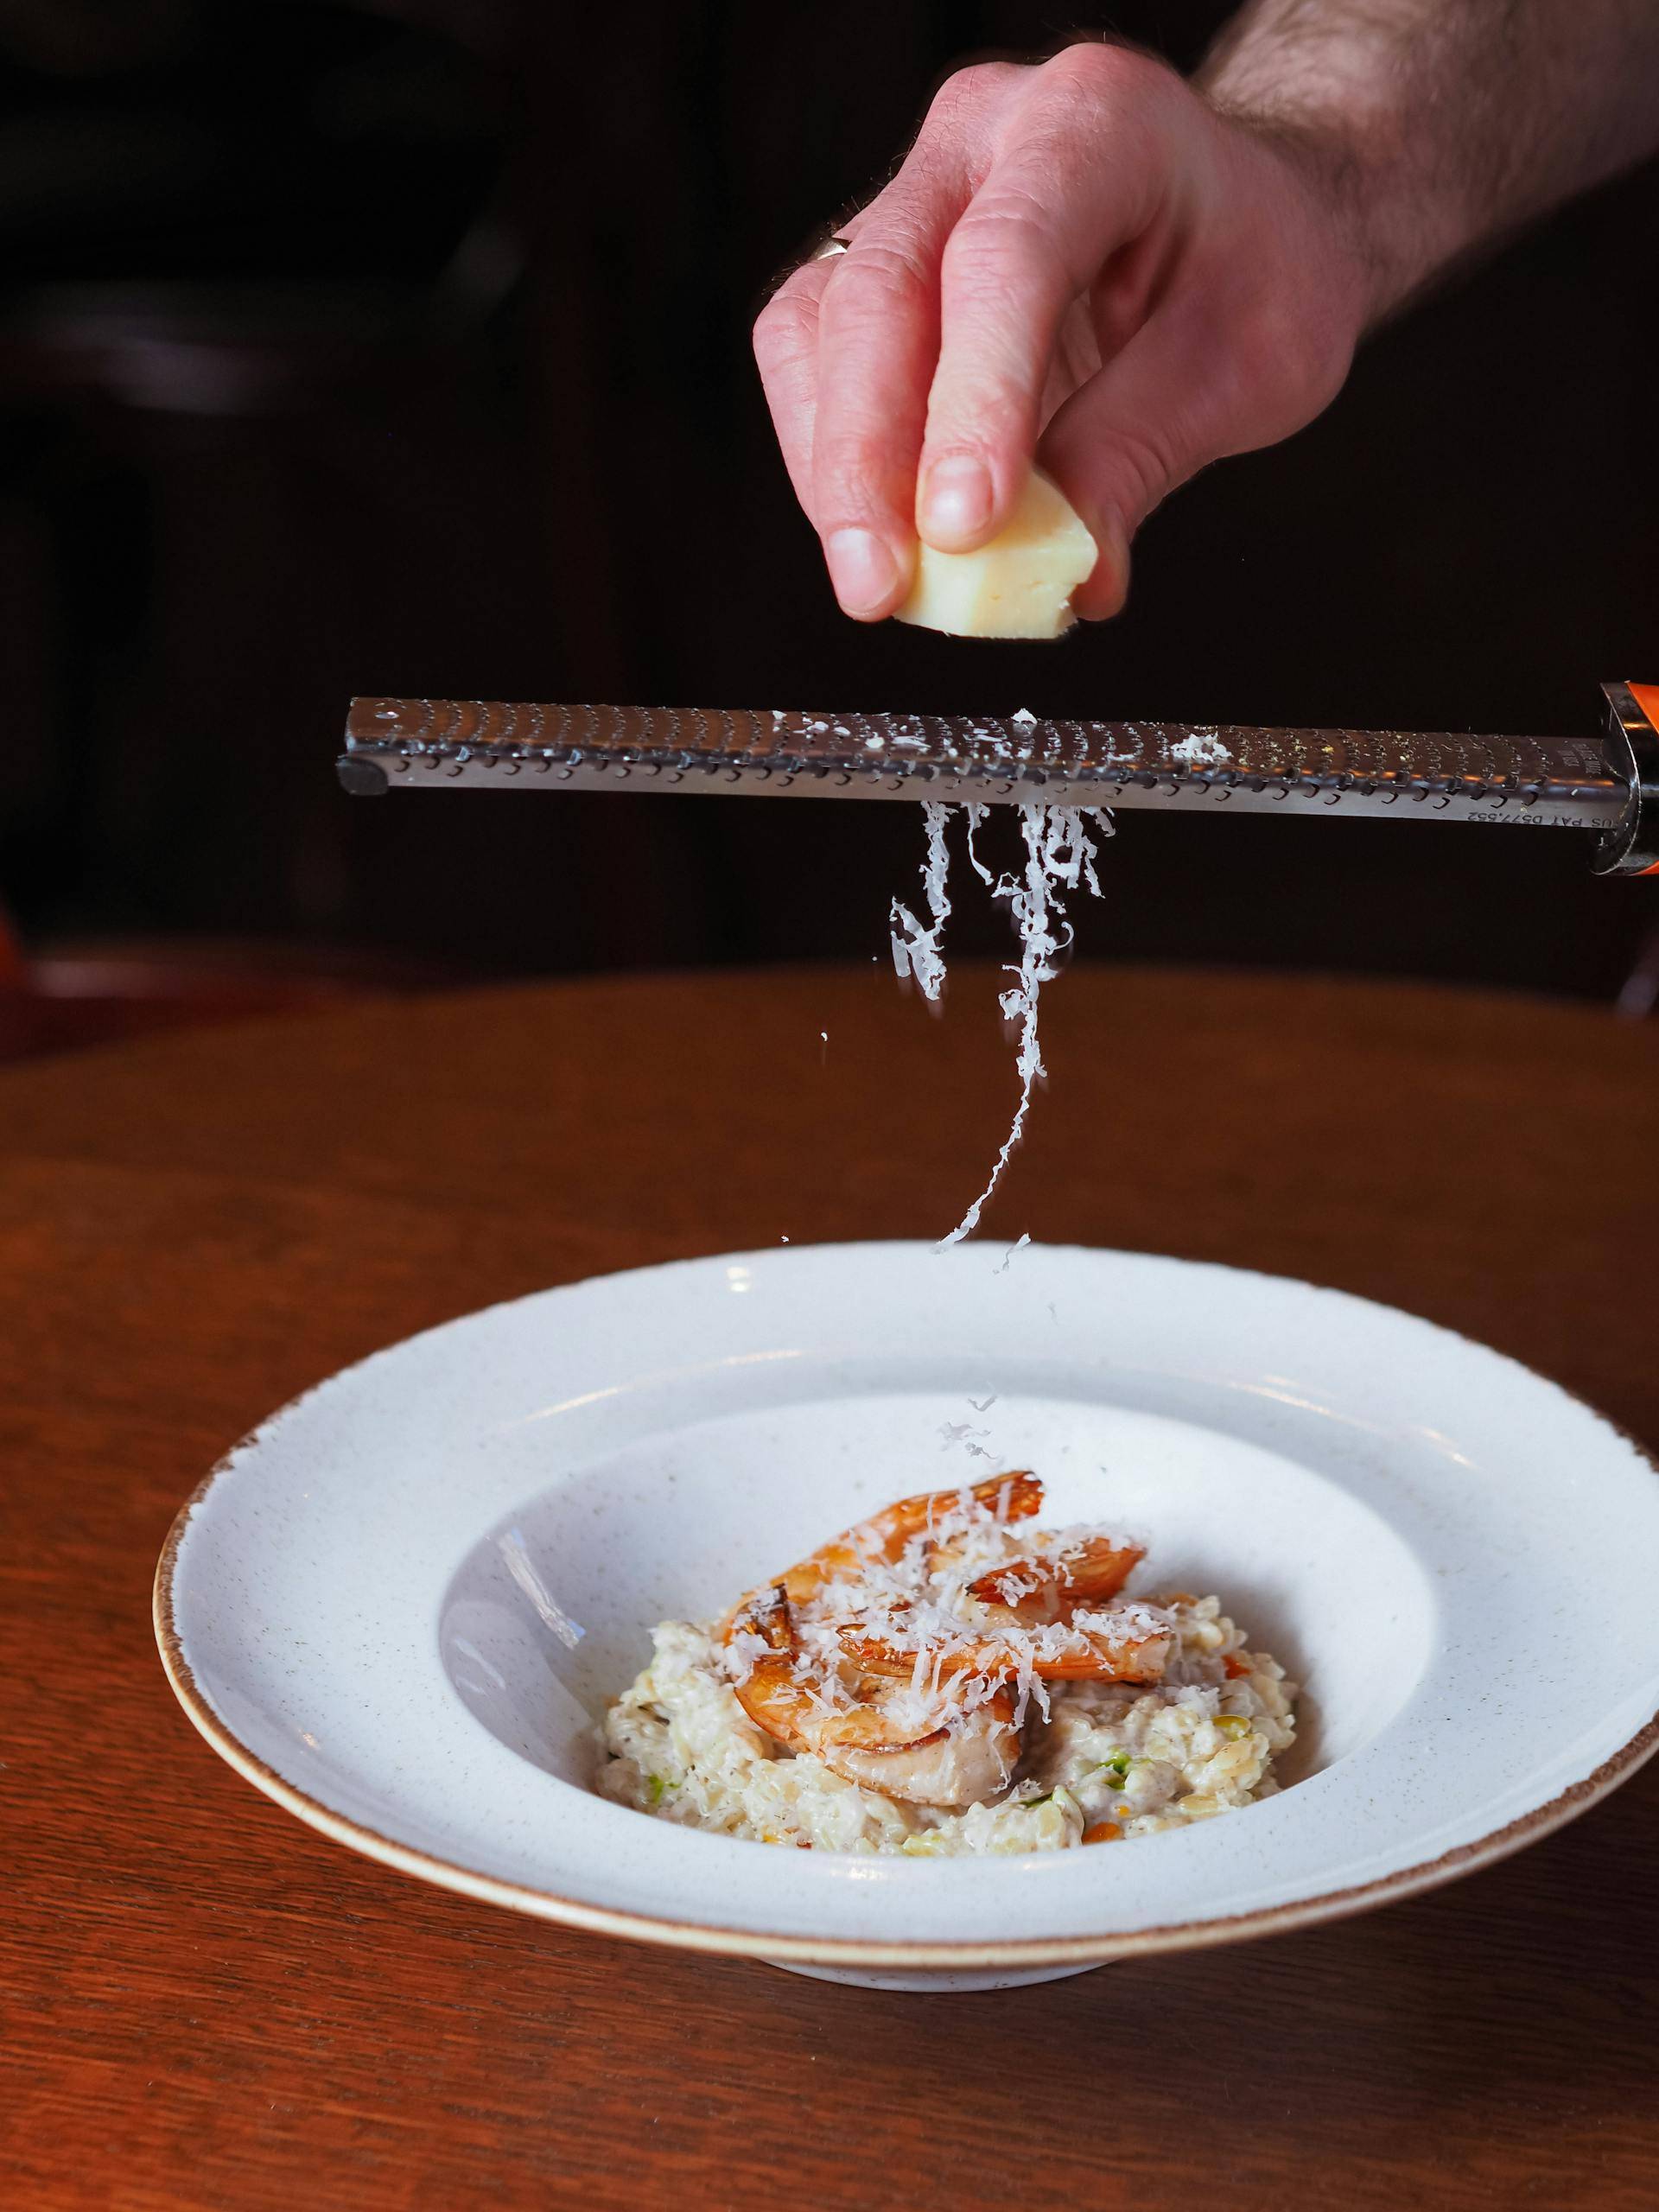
[597,1593,1297,1857]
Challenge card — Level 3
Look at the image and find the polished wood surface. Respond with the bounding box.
[5,963,1658,2211]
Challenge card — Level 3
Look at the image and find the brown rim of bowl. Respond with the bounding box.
[151,1275,1659,1973]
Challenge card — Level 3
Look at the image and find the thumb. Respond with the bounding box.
[1038,315,1236,620]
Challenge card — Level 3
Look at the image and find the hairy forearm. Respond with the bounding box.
[1200,0,1659,319]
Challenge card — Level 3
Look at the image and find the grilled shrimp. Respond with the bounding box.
[823,1704,1020,1805]
[840,1604,1173,1686]
[774,1471,1042,1607]
[726,1586,1021,1806]
[964,1535,1143,1623]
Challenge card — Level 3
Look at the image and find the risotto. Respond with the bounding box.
[596,1472,1297,1856]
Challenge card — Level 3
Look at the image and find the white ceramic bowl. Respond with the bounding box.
[156,1243,1659,1993]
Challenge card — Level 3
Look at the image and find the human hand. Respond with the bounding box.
[753,41,1378,623]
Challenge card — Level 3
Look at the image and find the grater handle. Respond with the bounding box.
[1594,684,1659,874]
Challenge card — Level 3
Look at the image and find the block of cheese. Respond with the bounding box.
[894,467,1097,639]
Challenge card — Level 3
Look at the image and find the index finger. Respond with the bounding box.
[806,177,966,618]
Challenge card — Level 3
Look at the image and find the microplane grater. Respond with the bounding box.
[339,681,1659,875]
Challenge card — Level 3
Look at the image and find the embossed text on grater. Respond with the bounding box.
[340,698,1630,830]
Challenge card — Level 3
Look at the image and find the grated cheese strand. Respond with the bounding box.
[889,799,957,1001]
[938,802,1112,1245]
[961,801,995,887]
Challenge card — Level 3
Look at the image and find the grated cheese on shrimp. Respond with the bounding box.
[596,1477,1299,1856]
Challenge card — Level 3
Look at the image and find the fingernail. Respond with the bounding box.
[920,457,992,546]
[1077,518,1129,620]
[824,527,899,616]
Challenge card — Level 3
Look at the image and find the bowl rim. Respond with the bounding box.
[152,1245,1659,1970]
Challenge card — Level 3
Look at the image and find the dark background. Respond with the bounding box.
[3,0,1656,1010]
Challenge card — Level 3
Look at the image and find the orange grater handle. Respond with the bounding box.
[1594,683,1659,874]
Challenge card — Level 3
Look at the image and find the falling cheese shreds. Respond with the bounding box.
[938,804,1111,1244]
[886,799,1111,1240]
[938,1420,993,1455]
[889,799,957,1001]
[961,801,995,887]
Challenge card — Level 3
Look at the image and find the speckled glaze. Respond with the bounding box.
[156,1243,1659,1993]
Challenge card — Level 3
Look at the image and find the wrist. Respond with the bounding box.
[1199,62,1474,328]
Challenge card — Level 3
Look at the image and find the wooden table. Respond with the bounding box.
[6,963,1658,2211]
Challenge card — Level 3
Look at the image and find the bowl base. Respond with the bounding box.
[764,1959,1106,1993]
